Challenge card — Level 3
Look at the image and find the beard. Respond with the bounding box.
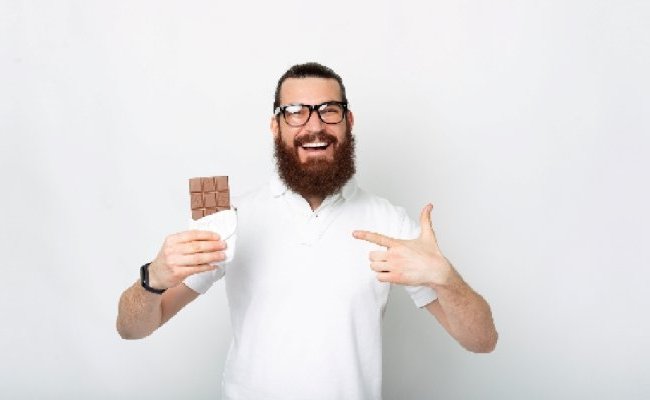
[274,124,356,199]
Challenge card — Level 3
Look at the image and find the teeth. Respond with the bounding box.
[302,142,328,148]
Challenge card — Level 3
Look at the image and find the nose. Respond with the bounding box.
[303,108,325,133]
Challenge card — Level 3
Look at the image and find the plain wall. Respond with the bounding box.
[1,1,648,399]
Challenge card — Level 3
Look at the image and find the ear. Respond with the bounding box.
[346,110,355,131]
[270,116,279,139]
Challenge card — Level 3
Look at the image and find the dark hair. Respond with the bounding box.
[273,62,348,111]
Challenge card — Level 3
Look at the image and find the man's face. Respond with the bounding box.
[271,77,356,198]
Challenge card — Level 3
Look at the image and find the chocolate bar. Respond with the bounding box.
[189,176,230,220]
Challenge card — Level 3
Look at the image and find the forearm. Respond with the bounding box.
[116,281,163,340]
[430,270,498,353]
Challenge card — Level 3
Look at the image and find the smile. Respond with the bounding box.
[300,142,330,151]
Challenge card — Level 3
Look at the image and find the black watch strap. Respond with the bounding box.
[140,263,167,294]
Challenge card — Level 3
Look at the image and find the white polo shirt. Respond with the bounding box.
[185,175,437,400]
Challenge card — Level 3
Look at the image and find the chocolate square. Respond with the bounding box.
[189,178,202,193]
[215,176,228,191]
[217,191,230,207]
[192,209,204,220]
[190,193,203,209]
[203,192,217,208]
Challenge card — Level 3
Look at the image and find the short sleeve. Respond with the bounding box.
[183,266,225,294]
[397,209,438,308]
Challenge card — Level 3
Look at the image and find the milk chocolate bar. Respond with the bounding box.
[189,176,230,220]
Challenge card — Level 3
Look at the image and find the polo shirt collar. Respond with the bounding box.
[270,173,358,201]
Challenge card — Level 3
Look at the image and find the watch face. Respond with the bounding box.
[141,263,164,294]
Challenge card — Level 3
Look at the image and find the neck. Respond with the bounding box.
[304,195,324,211]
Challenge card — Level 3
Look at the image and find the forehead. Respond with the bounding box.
[279,77,342,104]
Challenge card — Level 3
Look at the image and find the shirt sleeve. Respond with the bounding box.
[397,208,438,308]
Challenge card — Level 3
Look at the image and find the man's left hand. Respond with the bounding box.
[353,204,453,288]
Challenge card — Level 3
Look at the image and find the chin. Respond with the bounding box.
[299,156,334,165]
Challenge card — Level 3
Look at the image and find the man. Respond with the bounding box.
[117,62,497,399]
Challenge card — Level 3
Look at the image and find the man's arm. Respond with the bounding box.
[116,282,199,339]
[116,230,226,339]
[424,270,497,353]
[353,204,498,353]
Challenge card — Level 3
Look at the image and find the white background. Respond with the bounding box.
[1,1,649,399]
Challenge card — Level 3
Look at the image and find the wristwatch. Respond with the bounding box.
[140,262,167,294]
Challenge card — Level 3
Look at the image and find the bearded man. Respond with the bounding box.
[117,62,497,400]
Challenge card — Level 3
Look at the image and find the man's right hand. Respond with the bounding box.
[147,230,227,290]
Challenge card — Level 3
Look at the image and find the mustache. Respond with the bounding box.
[293,132,338,147]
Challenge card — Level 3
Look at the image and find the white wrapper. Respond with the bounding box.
[187,209,237,267]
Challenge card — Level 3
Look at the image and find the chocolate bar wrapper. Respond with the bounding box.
[188,208,237,267]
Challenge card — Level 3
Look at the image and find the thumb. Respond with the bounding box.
[419,203,437,242]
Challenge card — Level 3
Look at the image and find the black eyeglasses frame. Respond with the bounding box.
[273,101,349,127]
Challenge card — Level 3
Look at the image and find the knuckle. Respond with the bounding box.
[167,254,181,267]
[169,269,181,280]
[163,246,174,258]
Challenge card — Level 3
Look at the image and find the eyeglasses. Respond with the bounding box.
[274,101,348,127]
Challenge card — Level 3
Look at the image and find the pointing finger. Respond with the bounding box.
[353,230,399,248]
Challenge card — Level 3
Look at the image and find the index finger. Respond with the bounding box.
[169,230,221,245]
[352,230,399,248]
